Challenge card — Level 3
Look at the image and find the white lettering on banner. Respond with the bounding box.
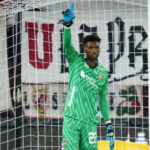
[22,8,148,85]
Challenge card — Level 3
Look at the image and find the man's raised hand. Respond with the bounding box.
[59,2,75,27]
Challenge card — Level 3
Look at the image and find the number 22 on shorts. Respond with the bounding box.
[88,132,97,144]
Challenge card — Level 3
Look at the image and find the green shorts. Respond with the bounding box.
[62,116,97,150]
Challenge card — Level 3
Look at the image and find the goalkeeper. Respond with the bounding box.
[60,3,114,150]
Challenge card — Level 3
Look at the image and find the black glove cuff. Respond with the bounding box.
[64,21,73,27]
[106,123,112,127]
[106,123,113,133]
[58,19,73,27]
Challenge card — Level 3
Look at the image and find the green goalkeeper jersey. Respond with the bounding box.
[63,28,110,125]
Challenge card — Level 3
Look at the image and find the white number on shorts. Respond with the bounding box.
[88,132,97,144]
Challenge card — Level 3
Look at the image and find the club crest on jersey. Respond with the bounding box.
[61,140,68,150]
[98,74,103,80]
[65,140,68,146]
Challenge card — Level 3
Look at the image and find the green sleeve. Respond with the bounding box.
[99,72,111,121]
[63,28,79,63]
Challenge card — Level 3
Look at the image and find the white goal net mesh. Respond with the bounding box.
[0,0,149,150]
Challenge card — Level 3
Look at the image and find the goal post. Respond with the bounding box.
[0,0,149,149]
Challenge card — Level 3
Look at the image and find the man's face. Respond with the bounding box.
[84,41,100,61]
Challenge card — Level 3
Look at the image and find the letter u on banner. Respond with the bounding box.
[25,22,54,69]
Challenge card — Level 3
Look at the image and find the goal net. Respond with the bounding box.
[0,0,149,149]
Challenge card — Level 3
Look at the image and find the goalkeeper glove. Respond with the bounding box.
[59,2,75,27]
[106,123,115,150]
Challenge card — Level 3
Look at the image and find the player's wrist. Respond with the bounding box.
[64,21,73,27]
[105,120,111,125]
[105,120,113,134]
[64,26,71,29]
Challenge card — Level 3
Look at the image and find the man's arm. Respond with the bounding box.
[99,73,110,121]
[98,71,115,150]
[60,3,79,63]
[63,28,79,63]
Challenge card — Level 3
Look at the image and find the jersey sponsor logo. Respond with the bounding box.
[80,70,95,82]
[84,63,88,68]
[98,66,106,71]
[68,86,76,106]
[88,80,98,89]
[80,70,98,88]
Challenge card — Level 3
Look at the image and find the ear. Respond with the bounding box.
[84,46,87,53]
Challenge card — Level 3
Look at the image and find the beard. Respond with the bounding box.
[89,54,98,61]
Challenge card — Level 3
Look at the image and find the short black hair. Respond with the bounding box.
[83,34,101,47]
